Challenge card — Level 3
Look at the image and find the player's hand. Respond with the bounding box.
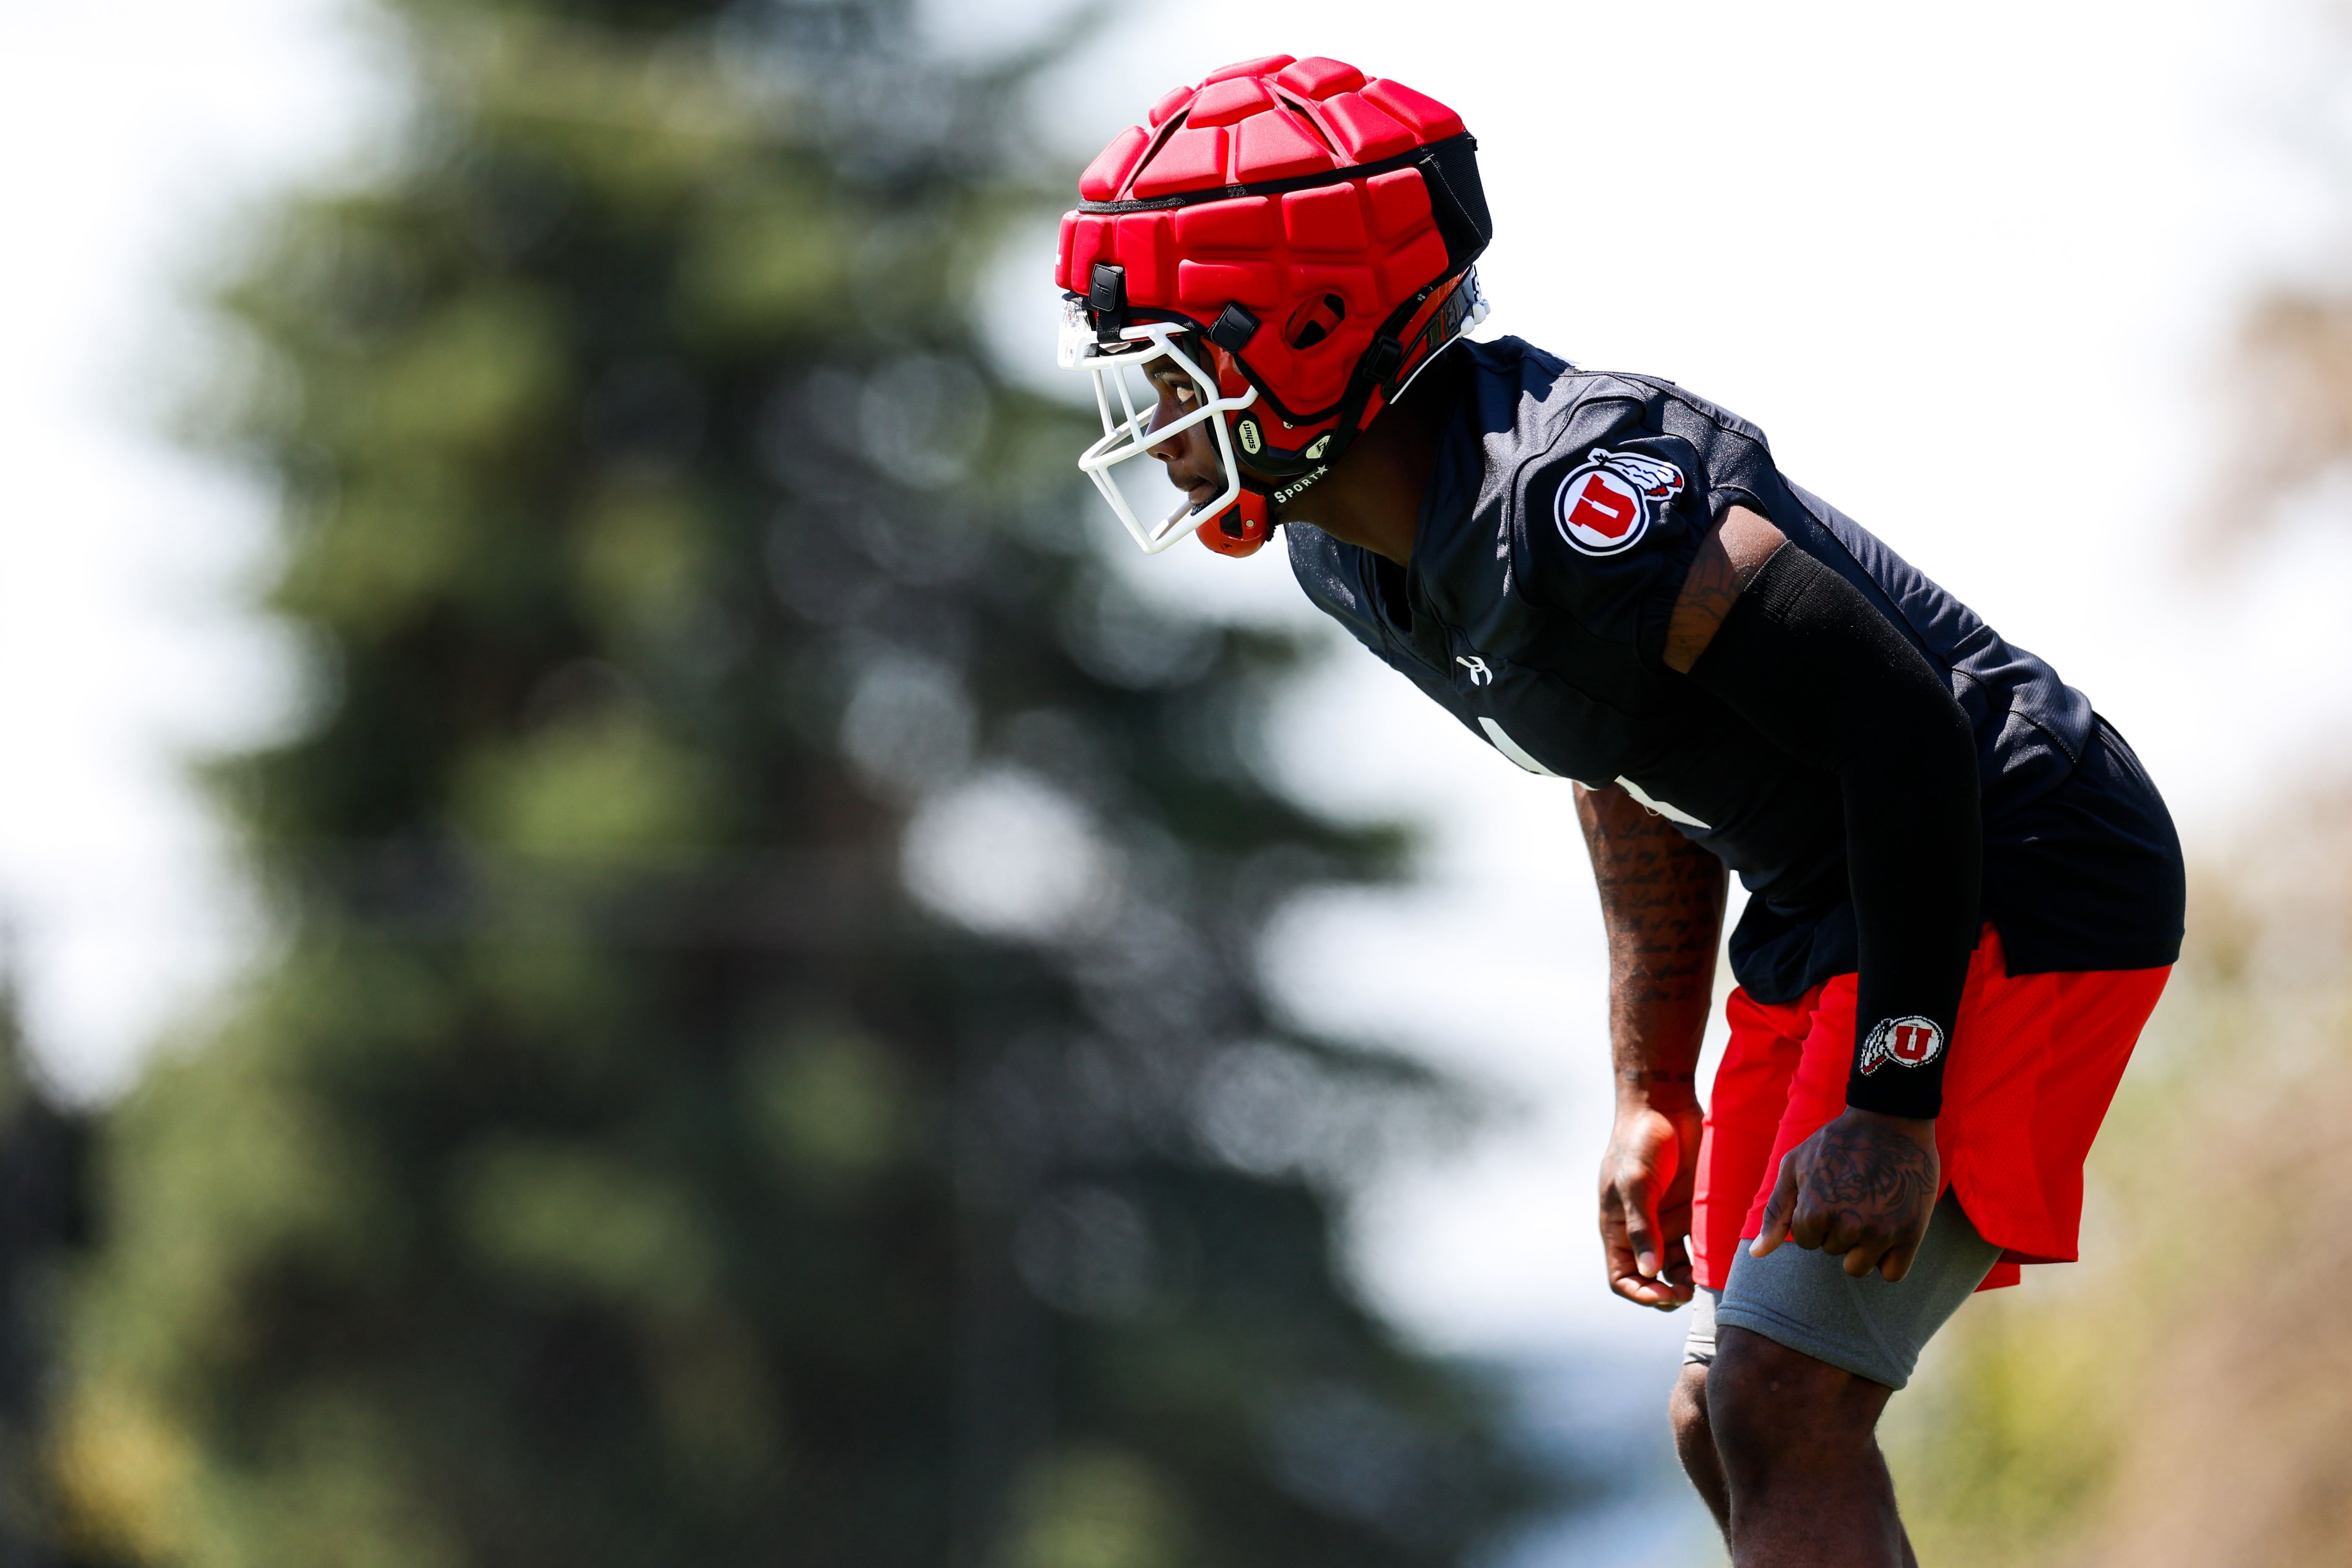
[1749,1108,1939,1281]
[1598,1097,1704,1309]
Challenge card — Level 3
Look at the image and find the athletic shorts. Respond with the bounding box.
[1683,1190,2002,1389]
[1691,924,2170,1296]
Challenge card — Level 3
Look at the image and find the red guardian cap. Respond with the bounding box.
[1055,55,1492,556]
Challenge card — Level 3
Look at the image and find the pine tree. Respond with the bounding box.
[55,3,1546,1563]
[0,959,84,1568]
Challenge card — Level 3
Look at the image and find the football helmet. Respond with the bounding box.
[1056,55,1492,557]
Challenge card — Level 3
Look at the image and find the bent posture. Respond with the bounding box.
[1053,55,2184,1565]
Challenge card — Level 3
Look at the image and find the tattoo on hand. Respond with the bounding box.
[1804,1117,1935,1232]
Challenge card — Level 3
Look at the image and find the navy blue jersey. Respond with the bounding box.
[1287,336,2184,1002]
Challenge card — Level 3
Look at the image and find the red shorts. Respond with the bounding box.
[1692,926,2170,1293]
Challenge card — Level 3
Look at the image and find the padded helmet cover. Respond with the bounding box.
[1056,55,1491,527]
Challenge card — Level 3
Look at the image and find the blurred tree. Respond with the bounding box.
[51,2,1546,1565]
[0,959,87,1568]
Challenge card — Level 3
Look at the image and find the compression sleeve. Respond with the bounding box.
[1687,543,1981,1118]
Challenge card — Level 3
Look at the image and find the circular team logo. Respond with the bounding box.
[1858,1015,1946,1076]
[1552,447,1685,556]
[1557,466,1647,553]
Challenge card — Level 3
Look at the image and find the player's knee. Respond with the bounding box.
[1669,1361,1712,1451]
[1706,1326,1887,1489]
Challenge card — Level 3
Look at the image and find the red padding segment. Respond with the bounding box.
[1187,76,1272,128]
[1177,259,1280,309]
[1054,210,1078,288]
[1319,91,1417,162]
[1274,56,1367,99]
[1364,168,1435,242]
[1230,109,1336,183]
[1079,124,1152,202]
[1174,196,1276,250]
[1284,325,1370,408]
[1239,333,1292,392]
[1148,83,1194,127]
[1065,214,1116,292]
[1202,53,1295,84]
[1115,212,1175,304]
[1378,226,1451,298]
[1130,125,1228,198]
[1285,262,1380,315]
[1361,78,1466,140]
[1280,184,1368,252]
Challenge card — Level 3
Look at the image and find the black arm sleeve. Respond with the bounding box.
[1687,543,1981,1118]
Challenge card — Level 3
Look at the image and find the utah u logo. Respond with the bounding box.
[1554,448,1685,556]
[1858,1015,1946,1075]
[1564,473,1639,540]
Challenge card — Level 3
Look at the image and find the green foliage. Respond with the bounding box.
[59,1,1542,1564]
[0,979,86,1564]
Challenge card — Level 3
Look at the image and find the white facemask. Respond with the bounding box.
[1057,303,1259,554]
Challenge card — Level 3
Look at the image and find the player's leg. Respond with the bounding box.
[1706,1190,2000,1566]
[1676,989,1811,1536]
[1670,1325,1728,1530]
[1708,1329,1904,1567]
[1684,1309,1916,1565]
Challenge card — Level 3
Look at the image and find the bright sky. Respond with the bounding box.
[2,0,2344,1377]
[0,0,392,1099]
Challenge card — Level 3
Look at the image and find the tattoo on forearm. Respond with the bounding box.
[1584,808,1719,993]
[1576,784,1727,1079]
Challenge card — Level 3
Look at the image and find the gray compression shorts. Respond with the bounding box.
[1681,1190,2001,1391]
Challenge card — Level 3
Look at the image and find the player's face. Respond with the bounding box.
[1143,356,1236,511]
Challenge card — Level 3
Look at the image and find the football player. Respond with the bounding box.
[1055,55,2184,1565]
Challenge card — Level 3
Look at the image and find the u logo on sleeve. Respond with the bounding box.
[1859,1016,1945,1074]
[1553,448,1686,556]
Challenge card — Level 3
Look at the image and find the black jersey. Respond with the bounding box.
[1287,336,2184,1003]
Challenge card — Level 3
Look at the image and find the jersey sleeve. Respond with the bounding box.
[1508,391,1715,665]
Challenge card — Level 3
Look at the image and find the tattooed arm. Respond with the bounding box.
[1667,503,1945,1283]
[1573,500,1773,1309]
[1577,781,1727,1310]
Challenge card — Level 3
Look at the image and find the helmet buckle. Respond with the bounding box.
[1089,263,1128,346]
[1207,302,1260,353]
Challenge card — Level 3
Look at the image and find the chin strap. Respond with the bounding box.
[1197,485,1272,557]
[1200,408,1356,557]
[1193,382,1366,557]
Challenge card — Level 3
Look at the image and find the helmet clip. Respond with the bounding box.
[1089,263,1128,345]
[1208,303,1261,353]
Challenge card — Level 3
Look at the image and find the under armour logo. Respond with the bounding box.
[1456,655,1493,687]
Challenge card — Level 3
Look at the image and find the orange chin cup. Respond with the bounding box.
[1196,490,1271,558]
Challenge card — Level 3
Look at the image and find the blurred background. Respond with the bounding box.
[3,0,2351,1562]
